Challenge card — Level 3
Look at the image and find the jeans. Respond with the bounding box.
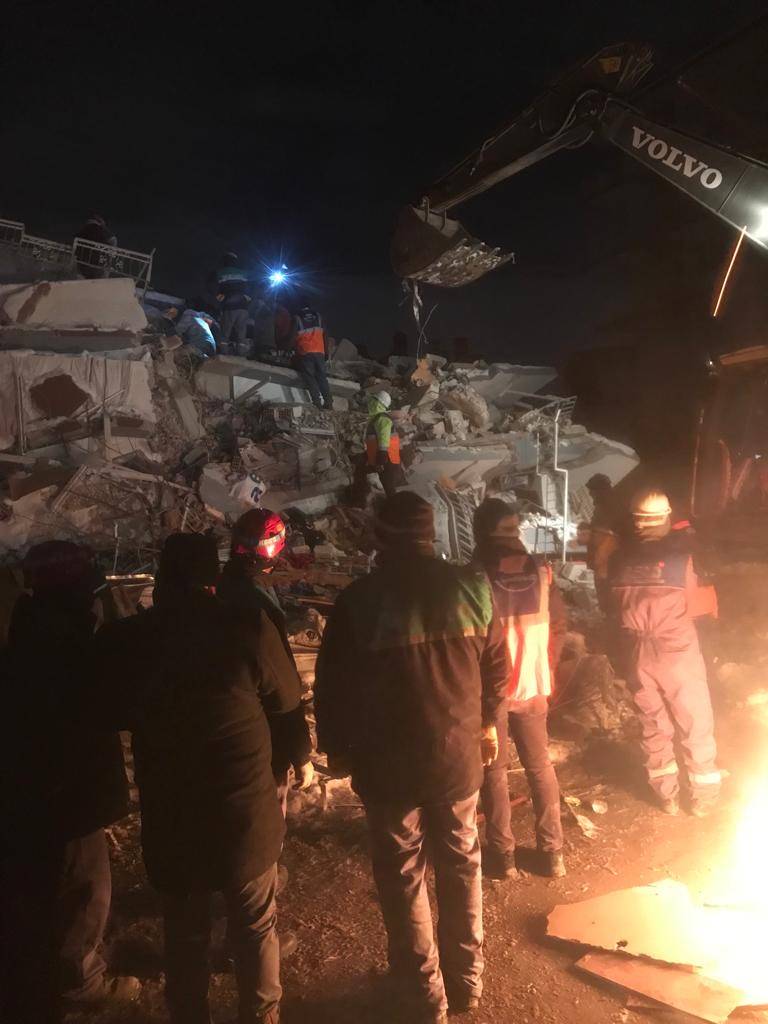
[220,308,250,355]
[1,829,112,1024]
[365,794,483,1014]
[481,696,563,854]
[161,865,280,1024]
[297,352,332,408]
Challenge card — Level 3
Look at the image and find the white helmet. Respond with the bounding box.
[373,390,392,409]
[631,489,672,521]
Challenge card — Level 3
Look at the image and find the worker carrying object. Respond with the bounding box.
[351,390,404,502]
[609,488,721,818]
[293,304,332,409]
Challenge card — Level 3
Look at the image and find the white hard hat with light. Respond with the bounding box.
[373,390,392,409]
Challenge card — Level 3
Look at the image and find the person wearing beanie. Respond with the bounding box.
[1,541,135,1024]
[219,510,314,810]
[609,489,720,818]
[314,491,509,1023]
[472,499,567,882]
[91,533,305,1024]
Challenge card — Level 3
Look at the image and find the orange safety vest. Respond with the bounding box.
[366,414,401,465]
[296,326,325,355]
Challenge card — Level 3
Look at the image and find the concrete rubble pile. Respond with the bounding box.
[0,279,639,594]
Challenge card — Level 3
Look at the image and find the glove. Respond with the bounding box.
[293,760,315,790]
[481,725,499,767]
[376,450,390,467]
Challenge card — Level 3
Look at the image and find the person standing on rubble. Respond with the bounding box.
[352,390,403,501]
[472,499,568,881]
[91,533,307,1024]
[1,541,137,1024]
[219,509,315,815]
[293,302,332,409]
[216,251,252,357]
[315,491,509,1024]
[610,489,721,817]
[75,213,117,278]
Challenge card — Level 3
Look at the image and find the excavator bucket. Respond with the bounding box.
[391,204,514,288]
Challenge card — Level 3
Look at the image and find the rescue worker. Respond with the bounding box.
[75,214,117,278]
[92,533,308,1024]
[352,390,402,501]
[216,252,252,356]
[315,492,509,1023]
[293,304,332,409]
[610,489,721,817]
[1,541,137,1024]
[585,473,619,614]
[219,508,314,815]
[473,499,567,880]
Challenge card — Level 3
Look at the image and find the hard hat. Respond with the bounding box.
[232,508,287,561]
[631,489,672,520]
[373,390,392,409]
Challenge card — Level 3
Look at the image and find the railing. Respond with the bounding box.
[0,217,154,294]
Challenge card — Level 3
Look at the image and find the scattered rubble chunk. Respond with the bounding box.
[0,278,147,332]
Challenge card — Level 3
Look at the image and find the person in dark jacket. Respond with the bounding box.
[92,533,306,1024]
[216,251,252,356]
[75,214,117,278]
[473,499,567,881]
[1,541,135,1024]
[314,492,509,1024]
[219,508,315,813]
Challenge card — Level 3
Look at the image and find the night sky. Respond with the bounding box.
[3,0,768,364]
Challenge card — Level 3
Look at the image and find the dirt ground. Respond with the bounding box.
[66,663,768,1024]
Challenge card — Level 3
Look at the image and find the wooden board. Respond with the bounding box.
[577,952,745,1024]
[547,880,711,968]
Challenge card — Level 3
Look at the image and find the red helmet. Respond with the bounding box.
[232,508,287,561]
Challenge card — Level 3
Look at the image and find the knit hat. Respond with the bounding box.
[158,532,219,589]
[374,491,435,548]
[23,540,97,593]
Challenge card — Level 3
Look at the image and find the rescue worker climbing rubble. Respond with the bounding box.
[609,489,721,817]
[352,390,404,501]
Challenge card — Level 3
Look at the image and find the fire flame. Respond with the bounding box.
[705,774,768,1005]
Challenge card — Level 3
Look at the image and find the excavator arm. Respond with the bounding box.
[392,42,768,286]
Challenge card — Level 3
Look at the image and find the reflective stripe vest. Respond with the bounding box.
[295,310,325,355]
[487,553,552,703]
[365,410,400,465]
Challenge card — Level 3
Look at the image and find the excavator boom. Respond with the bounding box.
[393,41,768,286]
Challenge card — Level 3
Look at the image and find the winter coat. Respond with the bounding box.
[1,593,129,854]
[218,558,313,775]
[92,591,303,892]
[314,552,509,805]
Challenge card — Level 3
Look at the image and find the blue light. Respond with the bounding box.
[268,264,289,287]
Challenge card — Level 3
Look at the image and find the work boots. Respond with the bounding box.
[482,848,519,881]
[543,851,567,878]
[659,795,680,816]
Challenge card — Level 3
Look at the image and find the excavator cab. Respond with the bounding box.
[693,346,768,562]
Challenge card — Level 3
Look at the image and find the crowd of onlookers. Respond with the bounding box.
[0,478,721,1024]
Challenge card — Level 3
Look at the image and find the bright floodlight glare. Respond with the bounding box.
[751,207,768,242]
[269,269,286,286]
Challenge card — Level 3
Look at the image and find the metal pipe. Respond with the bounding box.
[553,408,569,564]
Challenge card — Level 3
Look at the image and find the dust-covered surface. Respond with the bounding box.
[63,620,768,1024]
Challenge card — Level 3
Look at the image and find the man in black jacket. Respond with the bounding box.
[93,533,306,1024]
[315,492,509,1024]
[1,541,134,1024]
[219,509,314,815]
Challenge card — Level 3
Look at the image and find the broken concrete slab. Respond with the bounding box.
[196,356,359,407]
[547,880,712,968]
[473,363,558,405]
[440,382,490,429]
[8,461,75,501]
[0,328,141,353]
[408,443,512,491]
[0,278,147,332]
[164,376,205,440]
[576,952,745,1024]
[30,374,90,419]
